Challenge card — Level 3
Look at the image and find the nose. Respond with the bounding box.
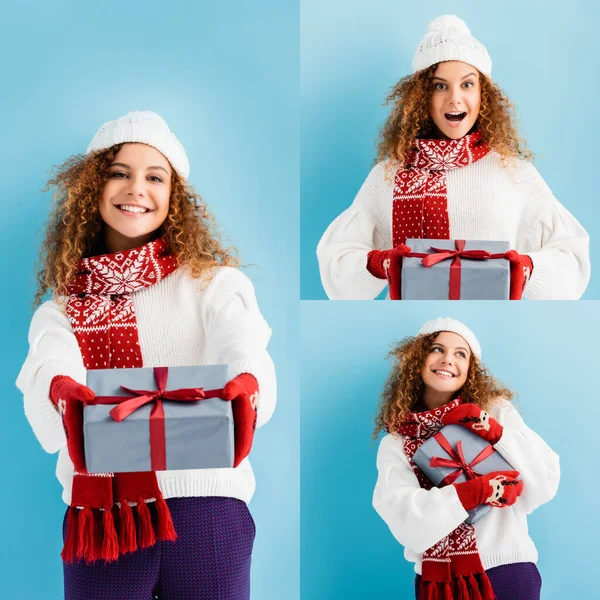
[449,87,462,107]
[127,173,146,197]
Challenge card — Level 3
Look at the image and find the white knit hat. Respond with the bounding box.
[86,111,190,180]
[418,317,481,360]
[412,15,492,78]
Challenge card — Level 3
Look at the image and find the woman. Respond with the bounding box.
[373,317,558,599]
[317,15,590,300]
[16,111,276,600]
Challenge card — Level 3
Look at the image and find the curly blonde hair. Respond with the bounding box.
[373,332,514,437]
[376,64,532,169]
[33,144,238,308]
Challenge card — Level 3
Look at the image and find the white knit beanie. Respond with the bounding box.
[412,15,492,78]
[86,111,190,180]
[418,317,481,360]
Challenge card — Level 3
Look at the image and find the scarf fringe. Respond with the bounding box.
[479,572,496,600]
[76,506,97,563]
[61,506,79,563]
[118,500,137,554]
[443,582,453,600]
[101,508,119,561]
[457,576,469,600]
[136,497,156,548]
[156,494,177,541]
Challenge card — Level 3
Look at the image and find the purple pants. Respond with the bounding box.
[415,562,542,600]
[63,496,255,600]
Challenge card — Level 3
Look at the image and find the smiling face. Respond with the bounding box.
[99,143,173,253]
[429,61,481,140]
[420,331,471,405]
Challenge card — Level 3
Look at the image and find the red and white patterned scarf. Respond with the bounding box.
[398,398,495,600]
[61,238,180,563]
[392,132,490,247]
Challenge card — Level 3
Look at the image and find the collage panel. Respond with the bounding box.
[301,300,599,600]
[3,2,298,600]
[301,2,597,300]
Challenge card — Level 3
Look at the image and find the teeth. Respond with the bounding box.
[118,205,149,214]
[435,370,454,377]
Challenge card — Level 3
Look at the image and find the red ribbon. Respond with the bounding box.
[88,367,224,471]
[430,431,495,487]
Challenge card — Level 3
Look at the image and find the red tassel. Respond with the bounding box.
[457,576,469,600]
[422,582,439,600]
[136,497,156,548]
[468,574,483,600]
[61,506,79,563]
[155,495,177,542]
[77,506,98,563]
[479,572,496,600]
[119,500,137,554]
[443,582,453,600]
[100,508,119,561]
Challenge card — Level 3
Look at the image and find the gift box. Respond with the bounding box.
[84,365,234,473]
[413,424,516,524]
[401,239,511,300]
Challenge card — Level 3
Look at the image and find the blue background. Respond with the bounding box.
[0,2,298,599]
[301,300,600,600]
[301,0,599,299]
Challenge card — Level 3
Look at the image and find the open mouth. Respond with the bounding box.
[433,369,456,379]
[115,204,152,216]
[444,112,467,126]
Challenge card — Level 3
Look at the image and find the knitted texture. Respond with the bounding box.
[86,111,190,180]
[441,403,503,444]
[454,471,523,510]
[63,496,255,600]
[397,398,495,599]
[415,562,542,600]
[17,264,276,506]
[373,399,560,578]
[392,132,489,246]
[317,151,590,300]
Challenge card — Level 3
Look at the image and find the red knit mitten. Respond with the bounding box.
[222,373,259,468]
[454,471,523,510]
[50,375,96,473]
[505,250,533,300]
[441,404,503,445]
[366,244,411,300]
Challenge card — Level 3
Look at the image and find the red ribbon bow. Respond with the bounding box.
[430,431,495,487]
[419,240,503,300]
[89,367,222,471]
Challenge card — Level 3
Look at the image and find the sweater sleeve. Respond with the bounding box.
[516,163,590,300]
[373,434,469,554]
[491,400,560,514]
[202,267,276,429]
[316,163,391,300]
[15,300,86,454]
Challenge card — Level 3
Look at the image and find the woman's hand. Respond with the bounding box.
[50,375,95,473]
[442,404,503,444]
[454,471,523,510]
[222,373,259,467]
[366,244,412,299]
[505,250,533,299]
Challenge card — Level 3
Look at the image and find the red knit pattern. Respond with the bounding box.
[61,238,179,563]
[392,132,490,247]
[398,398,495,600]
[66,238,178,369]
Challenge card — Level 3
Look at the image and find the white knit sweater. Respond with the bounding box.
[372,400,559,575]
[16,266,276,506]
[317,153,590,300]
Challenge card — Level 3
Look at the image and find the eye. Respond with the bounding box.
[456,350,467,359]
[148,175,163,183]
[462,81,474,89]
[431,346,443,353]
[433,82,446,91]
[108,171,127,179]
